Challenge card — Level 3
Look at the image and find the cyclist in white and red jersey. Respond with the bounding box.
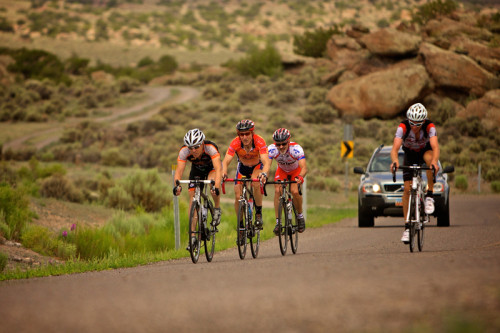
[222,119,270,229]
[268,128,308,234]
[173,129,222,240]
[391,103,440,243]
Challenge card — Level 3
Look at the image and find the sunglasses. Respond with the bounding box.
[275,142,288,147]
[239,132,252,137]
[409,120,424,127]
[188,145,201,150]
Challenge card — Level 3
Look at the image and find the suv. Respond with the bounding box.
[353,145,454,228]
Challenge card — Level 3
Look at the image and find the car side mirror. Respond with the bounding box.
[442,165,454,174]
[353,167,365,174]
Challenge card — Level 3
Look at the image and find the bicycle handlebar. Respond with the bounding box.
[391,163,436,183]
[265,180,302,196]
[222,178,264,195]
[175,179,218,195]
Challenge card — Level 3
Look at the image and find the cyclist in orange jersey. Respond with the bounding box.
[222,119,270,229]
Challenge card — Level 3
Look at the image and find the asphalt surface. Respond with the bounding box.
[1,194,499,333]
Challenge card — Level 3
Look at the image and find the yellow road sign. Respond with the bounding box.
[341,141,354,159]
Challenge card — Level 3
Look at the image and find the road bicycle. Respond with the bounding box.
[176,178,218,264]
[223,178,264,260]
[392,164,435,252]
[265,179,302,256]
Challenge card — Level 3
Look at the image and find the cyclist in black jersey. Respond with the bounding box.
[173,129,222,232]
[391,103,440,243]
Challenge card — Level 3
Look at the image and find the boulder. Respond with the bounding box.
[424,17,493,41]
[419,42,500,96]
[449,36,500,74]
[326,35,370,71]
[326,63,431,119]
[458,89,500,132]
[359,28,422,57]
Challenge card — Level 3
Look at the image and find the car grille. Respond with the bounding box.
[384,184,403,193]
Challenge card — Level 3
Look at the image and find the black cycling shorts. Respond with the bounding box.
[236,162,263,179]
[188,167,213,190]
[403,145,432,182]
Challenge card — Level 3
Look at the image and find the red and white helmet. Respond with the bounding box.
[407,103,427,122]
[273,128,291,143]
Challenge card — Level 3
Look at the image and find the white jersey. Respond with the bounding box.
[268,142,305,173]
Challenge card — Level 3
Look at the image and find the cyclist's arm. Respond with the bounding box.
[221,153,234,179]
[212,155,222,192]
[298,158,307,178]
[391,137,403,168]
[260,151,271,177]
[173,160,187,195]
[429,135,440,171]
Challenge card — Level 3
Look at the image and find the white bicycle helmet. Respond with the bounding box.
[184,128,205,147]
[406,103,427,122]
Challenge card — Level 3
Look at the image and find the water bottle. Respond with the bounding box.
[201,204,207,222]
[248,198,253,220]
[286,200,293,220]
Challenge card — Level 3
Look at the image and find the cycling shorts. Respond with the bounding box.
[188,167,215,191]
[235,162,263,182]
[274,166,301,182]
[403,145,432,182]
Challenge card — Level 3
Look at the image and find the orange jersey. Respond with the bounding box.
[226,134,268,167]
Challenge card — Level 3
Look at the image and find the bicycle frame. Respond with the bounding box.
[177,178,216,263]
[223,178,263,259]
[266,179,302,255]
[392,164,435,252]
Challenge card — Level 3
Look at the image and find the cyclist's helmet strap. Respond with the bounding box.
[273,128,291,143]
[184,128,205,147]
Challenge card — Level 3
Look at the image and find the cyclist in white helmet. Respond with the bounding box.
[391,103,440,243]
[173,129,222,240]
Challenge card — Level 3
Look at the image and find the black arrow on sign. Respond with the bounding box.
[342,141,352,158]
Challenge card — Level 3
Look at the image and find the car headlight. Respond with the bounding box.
[433,182,444,193]
[362,183,381,193]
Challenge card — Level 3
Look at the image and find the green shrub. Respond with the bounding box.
[293,25,341,58]
[39,175,84,203]
[101,148,129,167]
[121,169,171,212]
[0,251,7,272]
[412,0,458,25]
[0,184,31,240]
[491,181,500,193]
[230,44,283,78]
[106,186,134,210]
[7,48,69,84]
[237,83,260,104]
[301,104,337,123]
[455,175,468,191]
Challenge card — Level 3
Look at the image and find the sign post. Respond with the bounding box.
[172,164,180,250]
[342,124,354,198]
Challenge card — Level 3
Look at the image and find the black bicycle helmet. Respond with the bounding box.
[273,128,291,143]
[236,119,255,132]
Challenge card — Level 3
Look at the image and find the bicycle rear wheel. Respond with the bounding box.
[409,193,417,253]
[204,200,216,262]
[278,199,288,256]
[237,201,247,260]
[188,201,201,263]
[290,204,299,254]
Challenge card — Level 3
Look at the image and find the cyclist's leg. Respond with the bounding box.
[423,149,435,192]
[250,163,264,206]
[273,169,284,235]
[207,170,220,207]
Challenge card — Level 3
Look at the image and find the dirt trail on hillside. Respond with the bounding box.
[3,86,199,151]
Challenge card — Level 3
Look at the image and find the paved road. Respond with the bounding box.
[1,194,499,333]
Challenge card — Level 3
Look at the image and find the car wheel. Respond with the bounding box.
[437,196,450,227]
[358,200,374,227]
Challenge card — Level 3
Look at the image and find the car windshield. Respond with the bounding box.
[368,152,404,172]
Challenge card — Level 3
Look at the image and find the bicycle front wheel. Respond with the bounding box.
[418,199,426,252]
[278,199,288,256]
[204,200,216,262]
[290,204,299,254]
[237,201,247,260]
[409,193,417,253]
[249,220,260,259]
[188,201,201,263]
